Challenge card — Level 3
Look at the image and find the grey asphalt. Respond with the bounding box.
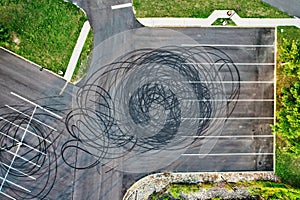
[65,27,275,199]
[0,1,275,199]
[0,48,69,106]
[262,0,300,17]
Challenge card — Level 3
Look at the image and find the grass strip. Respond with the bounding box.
[133,0,291,18]
[149,181,300,199]
[275,26,300,188]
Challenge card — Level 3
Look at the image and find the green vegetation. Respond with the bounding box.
[250,181,300,199]
[133,0,290,18]
[149,183,199,200]
[0,24,10,41]
[149,181,300,199]
[275,26,300,188]
[168,183,199,198]
[0,0,92,76]
[234,181,300,199]
[212,18,236,26]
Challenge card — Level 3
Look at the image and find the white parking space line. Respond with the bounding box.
[0,131,46,156]
[182,99,274,102]
[5,105,57,131]
[0,117,52,144]
[0,176,31,192]
[0,191,15,200]
[182,117,274,120]
[181,135,273,138]
[182,153,274,156]
[181,44,274,48]
[0,148,41,167]
[10,92,62,119]
[0,161,35,180]
[183,62,274,66]
[111,3,132,10]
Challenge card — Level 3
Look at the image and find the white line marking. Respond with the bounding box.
[181,153,274,156]
[0,176,31,192]
[181,135,274,138]
[0,106,37,192]
[182,99,274,102]
[183,62,274,66]
[5,105,57,131]
[0,191,16,200]
[0,148,41,167]
[10,92,62,119]
[0,131,46,156]
[0,161,35,180]
[185,81,274,84]
[181,44,274,47]
[0,117,52,144]
[182,117,274,120]
[111,3,132,10]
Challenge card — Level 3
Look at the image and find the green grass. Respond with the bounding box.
[278,26,300,44]
[249,181,300,199]
[212,18,236,26]
[133,0,291,18]
[0,0,92,76]
[275,26,300,188]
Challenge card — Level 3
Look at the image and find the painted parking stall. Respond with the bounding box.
[0,92,62,200]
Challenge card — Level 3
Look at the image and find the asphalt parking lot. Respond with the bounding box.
[0,27,275,199]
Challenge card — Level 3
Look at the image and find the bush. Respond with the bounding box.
[279,39,300,77]
[0,24,10,42]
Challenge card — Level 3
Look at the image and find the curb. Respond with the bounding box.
[64,21,91,82]
[123,171,278,200]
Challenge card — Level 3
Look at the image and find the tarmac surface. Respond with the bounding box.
[0,0,275,199]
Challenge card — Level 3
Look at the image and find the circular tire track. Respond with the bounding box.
[63,42,240,173]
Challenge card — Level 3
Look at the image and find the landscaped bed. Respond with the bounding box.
[149,181,300,199]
